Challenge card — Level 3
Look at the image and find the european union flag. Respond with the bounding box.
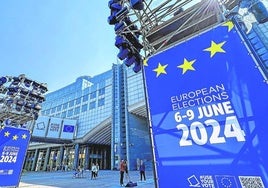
[215,175,238,188]
[63,124,75,133]
[144,22,268,187]
[0,126,31,187]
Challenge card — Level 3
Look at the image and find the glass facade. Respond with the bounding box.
[123,66,152,171]
[125,67,145,106]
[110,64,152,170]
[24,64,152,172]
[41,73,112,138]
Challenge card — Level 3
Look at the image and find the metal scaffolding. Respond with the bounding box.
[114,0,240,58]
[0,74,48,129]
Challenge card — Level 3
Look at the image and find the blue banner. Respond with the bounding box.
[144,22,268,188]
[0,126,30,187]
[63,124,75,133]
[60,119,76,139]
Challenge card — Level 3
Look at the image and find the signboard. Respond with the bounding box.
[144,22,268,188]
[60,119,76,139]
[0,126,30,187]
[46,117,62,138]
[32,116,49,137]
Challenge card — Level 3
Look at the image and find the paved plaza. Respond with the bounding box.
[19,170,155,188]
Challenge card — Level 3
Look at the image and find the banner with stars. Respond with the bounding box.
[0,126,31,187]
[144,22,268,188]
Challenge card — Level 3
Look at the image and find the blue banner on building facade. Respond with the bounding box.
[0,126,30,187]
[32,116,49,137]
[60,119,76,139]
[144,22,268,188]
[63,124,75,133]
[46,117,62,138]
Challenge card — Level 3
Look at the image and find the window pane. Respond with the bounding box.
[89,101,96,109]
[75,97,81,105]
[56,105,62,112]
[67,109,73,117]
[69,100,75,107]
[98,98,105,107]
[74,106,80,115]
[82,95,89,102]
[61,111,66,118]
[63,103,68,109]
[82,104,88,112]
[90,91,96,99]
[99,88,105,95]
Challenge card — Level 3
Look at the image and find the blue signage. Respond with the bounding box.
[0,126,31,187]
[144,22,268,188]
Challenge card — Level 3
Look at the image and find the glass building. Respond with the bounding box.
[24,64,152,172]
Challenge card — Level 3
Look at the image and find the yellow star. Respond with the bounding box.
[222,21,234,32]
[13,135,18,140]
[4,131,10,137]
[204,41,226,57]
[178,58,196,74]
[143,59,148,66]
[153,63,168,77]
[22,134,27,139]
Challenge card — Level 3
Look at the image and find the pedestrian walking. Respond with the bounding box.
[139,160,146,181]
[96,162,99,177]
[91,163,97,180]
[119,159,126,186]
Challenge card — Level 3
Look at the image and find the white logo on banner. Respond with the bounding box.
[49,123,60,132]
[188,175,201,187]
[187,175,217,188]
[36,122,45,130]
[200,176,215,188]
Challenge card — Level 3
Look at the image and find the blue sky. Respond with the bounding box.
[1,1,267,93]
[0,1,118,92]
